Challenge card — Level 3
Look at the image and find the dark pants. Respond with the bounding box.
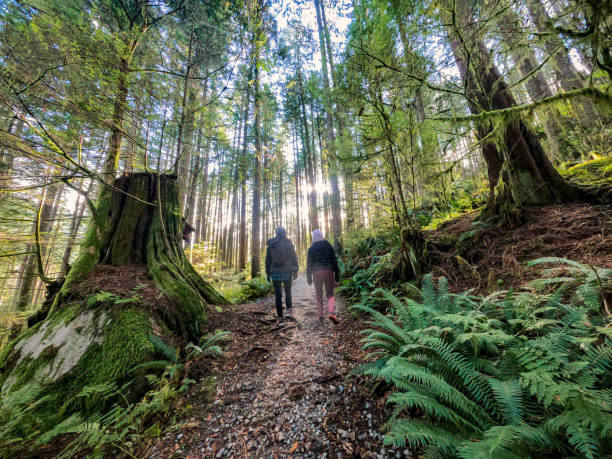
[273,278,292,318]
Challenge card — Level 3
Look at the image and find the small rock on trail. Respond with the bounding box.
[147,276,412,458]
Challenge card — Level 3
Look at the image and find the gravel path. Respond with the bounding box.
[149,276,412,458]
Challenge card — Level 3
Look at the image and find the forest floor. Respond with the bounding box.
[145,203,610,459]
[428,203,611,292]
[147,276,404,459]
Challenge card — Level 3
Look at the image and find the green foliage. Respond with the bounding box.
[85,291,139,309]
[186,330,232,360]
[457,220,489,243]
[226,276,274,304]
[148,333,179,363]
[559,156,612,188]
[340,227,403,299]
[526,257,611,313]
[353,263,612,458]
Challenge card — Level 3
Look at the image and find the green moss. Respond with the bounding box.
[1,306,156,439]
[560,156,612,188]
[148,256,207,339]
[54,307,154,414]
[51,187,113,310]
[0,322,42,378]
[43,303,81,337]
[5,346,59,392]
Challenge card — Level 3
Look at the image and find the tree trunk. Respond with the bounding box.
[14,181,63,309]
[251,58,262,278]
[296,65,320,232]
[445,0,580,223]
[59,194,88,277]
[0,117,23,206]
[498,8,570,159]
[175,29,195,192]
[102,56,130,182]
[314,0,342,250]
[59,174,226,335]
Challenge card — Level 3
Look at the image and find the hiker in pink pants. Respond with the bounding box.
[306,229,340,324]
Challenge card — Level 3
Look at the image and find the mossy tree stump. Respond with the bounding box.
[58,173,227,338]
[0,173,228,448]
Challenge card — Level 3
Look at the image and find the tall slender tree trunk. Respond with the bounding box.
[296,69,320,232]
[14,181,63,309]
[195,136,211,242]
[293,126,302,254]
[102,56,130,181]
[251,50,262,279]
[239,88,250,272]
[0,117,23,206]
[498,8,569,159]
[314,0,342,250]
[175,29,195,193]
[60,197,87,277]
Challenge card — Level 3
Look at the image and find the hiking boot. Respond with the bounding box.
[277,317,285,326]
[328,314,339,324]
[285,309,294,320]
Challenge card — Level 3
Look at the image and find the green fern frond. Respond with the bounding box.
[382,419,462,451]
[129,360,174,374]
[457,425,531,459]
[489,379,524,425]
[526,257,589,270]
[148,333,178,363]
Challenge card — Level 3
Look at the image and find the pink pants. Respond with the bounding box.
[314,269,335,318]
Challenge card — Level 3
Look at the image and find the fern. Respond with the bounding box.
[356,260,611,458]
[148,333,178,363]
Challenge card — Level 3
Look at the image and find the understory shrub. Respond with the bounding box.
[353,257,612,458]
[223,276,274,304]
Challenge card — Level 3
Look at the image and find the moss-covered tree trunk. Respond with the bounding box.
[0,174,227,449]
[59,173,226,338]
[445,0,582,224]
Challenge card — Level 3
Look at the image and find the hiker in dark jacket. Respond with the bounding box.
[306,229,340,324]
[265,227,299,321]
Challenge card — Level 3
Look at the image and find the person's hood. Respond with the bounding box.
[275,227,287,239]
[311,229,324,243]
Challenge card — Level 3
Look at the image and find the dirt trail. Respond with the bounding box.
[149,276,410,458]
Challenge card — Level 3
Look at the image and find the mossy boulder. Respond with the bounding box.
[0,303,166,442]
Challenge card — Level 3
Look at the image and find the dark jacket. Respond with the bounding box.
[265,236,299,276]
[307,240,339,283]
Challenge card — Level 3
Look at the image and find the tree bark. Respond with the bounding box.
[251,53,262,279]
[314,0,343,250]
[102,56,130,182]
[297,68,320,232]
[0,117,23,206]
[14,181,63,309]
[445,0,580,222]
[59,194,88,277]
[498,8,565,159]
[239,88,250,272]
